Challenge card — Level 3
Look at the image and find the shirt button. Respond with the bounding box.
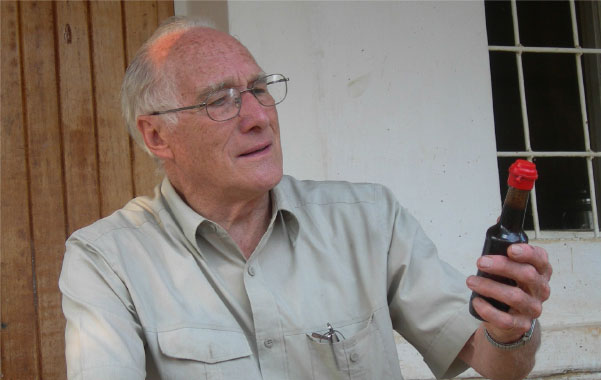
[349,352,359,362]
[264,339,274,348]
[248,266,256,276]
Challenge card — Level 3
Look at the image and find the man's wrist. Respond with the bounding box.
[485,319,537,350]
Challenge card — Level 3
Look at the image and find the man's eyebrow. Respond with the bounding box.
[195,82,226,102]
[194,73,267,102]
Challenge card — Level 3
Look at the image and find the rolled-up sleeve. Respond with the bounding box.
[384,192,480,379]
[59,236,146,380]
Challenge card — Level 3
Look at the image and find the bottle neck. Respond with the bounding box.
[499,186,530,232]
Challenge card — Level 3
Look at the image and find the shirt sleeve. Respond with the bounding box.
[384,191,480,379]
[59,235,147,380]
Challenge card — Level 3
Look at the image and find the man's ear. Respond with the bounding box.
[136,116,174,161]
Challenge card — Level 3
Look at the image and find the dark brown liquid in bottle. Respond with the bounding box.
[469,187,530,321]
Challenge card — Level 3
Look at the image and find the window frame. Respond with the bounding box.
[488,0,601,239]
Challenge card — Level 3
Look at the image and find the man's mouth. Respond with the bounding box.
[239,143,271,157]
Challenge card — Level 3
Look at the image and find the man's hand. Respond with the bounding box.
[467,243,552,342]
[459,244,552,380]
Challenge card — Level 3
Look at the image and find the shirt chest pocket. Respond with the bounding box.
[157,328,256,380]
[305,315,394,380]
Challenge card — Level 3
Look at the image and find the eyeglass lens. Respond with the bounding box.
[205,74,287,121]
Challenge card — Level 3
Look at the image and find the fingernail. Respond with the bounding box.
[479,256,493,268]
[466,276,477,286]
[511,245,524,256]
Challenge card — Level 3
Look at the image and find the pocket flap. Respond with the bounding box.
[158,328,251,363]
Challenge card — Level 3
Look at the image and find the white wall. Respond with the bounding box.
[183,1,601,378]
[229,1,500,274]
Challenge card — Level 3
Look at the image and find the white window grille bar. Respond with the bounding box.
[511,0,521,46]
[585,157,600,237]
[489,46,601,54]
[570,0,600,237]
[514,54,532,154]
[497,151,601,158]
[510,0,541,237]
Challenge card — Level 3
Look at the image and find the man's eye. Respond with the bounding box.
[207,95,228,107]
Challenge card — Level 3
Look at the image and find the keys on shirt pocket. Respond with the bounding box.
[305,314,393,380]
[311,322,345,343]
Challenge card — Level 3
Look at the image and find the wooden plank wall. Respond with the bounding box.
[1,1,173,378]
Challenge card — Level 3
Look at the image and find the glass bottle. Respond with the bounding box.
[469,159,538,321]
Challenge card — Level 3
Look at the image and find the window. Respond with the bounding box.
[485,0,601,238]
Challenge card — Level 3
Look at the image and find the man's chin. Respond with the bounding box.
[231,160,283,196]
[253,169,283,192]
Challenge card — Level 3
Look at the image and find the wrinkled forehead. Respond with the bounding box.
[149,27,261,91]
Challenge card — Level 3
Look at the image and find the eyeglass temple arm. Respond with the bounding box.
[150,103,205,116]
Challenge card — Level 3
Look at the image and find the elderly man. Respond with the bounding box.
[59,17,552,380]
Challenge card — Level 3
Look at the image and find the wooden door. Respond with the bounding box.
[1,1,173,378]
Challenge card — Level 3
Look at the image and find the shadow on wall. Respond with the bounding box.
[174,0,229,32]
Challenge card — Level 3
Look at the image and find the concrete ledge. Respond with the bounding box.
[396,324,600,379]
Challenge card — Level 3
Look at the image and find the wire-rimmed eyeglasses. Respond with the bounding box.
[148,73,289,122]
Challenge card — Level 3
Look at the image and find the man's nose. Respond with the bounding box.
[237,91,270,132]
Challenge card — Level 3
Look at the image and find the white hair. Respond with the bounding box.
[120,17,217,155]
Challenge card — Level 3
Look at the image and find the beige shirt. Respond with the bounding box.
[60,175,480,380]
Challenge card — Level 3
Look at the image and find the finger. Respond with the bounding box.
[507,244,553,280]
[467,275,543,318]
[476,255,550,302]
[471,297,533,341]
[470,296,512,327]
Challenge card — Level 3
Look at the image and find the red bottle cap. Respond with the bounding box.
[508,159,538,190]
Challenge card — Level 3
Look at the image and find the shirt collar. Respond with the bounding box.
[160,177,300,250]
[271,177,300,245]
[160,178,207,248]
